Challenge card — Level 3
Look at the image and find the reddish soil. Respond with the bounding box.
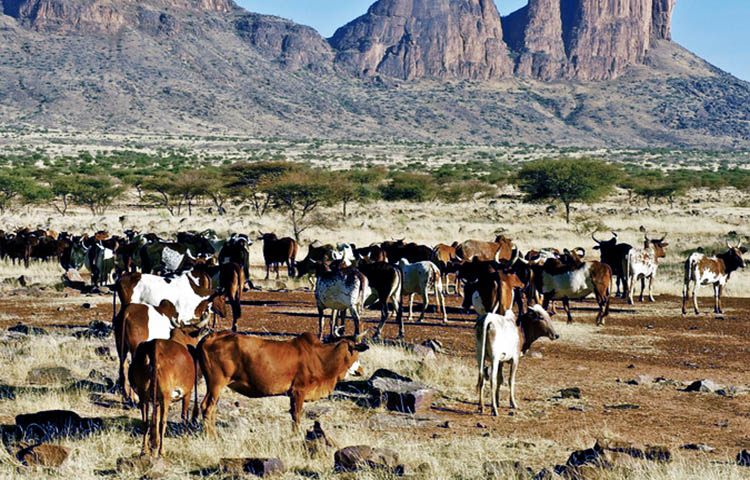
[2,284,749,460]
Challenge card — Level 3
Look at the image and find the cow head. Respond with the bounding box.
[720,240,746,273]
[518,305,558,353]
[257,232,278,242]
[646,234,669,259]
[323,331,369,378]
[592,232,617,251]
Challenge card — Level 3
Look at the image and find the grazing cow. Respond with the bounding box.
[115,271,226,326]
[197,331,368,432]
[356,262,404,339]
[314,265,369,339]
[462,270,525,317]
[128,327,202,456]
[456,235,514,262]
[397,259,447,323]
[431,242,460,294]
[114,300,179,402]
[682,241,746,315]
[354,244,388,263]
[625,234,669,304]
[474,305,558,415]
[258,232,297,279]
[531,252,612,325]
[592,232,632,298]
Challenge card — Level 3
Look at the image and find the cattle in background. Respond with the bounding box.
[524,248,561,264]
[474,305,558,415]
[397,259,447,323]
[682,240,746,315]
[139,241,199,274]
[334,243,356,266]
[625,234,669,304]
[592,232,632,298]
[89,242,117,286]
[197,331,368,432]
[313,264,369,339]
[462,270,524,317]
[114,300,179,402]
[431,242,460,294]
[177,230,220,258]
[529,251,612,325]
[354,244,388,263]
[1,230,40,267]
[456,235,514,263]
[258,232,297,279]
[295,241,341,285]
[356,262,404,339]
[218,233,253,289]
[129,327,203,456]
[115,271,226,327]
[381,240,432,265]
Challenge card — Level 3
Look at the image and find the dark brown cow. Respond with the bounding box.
[258,232,297,279]
[456,235,514,263]
[197,331,368,433]
[354,244,388,263]
[128,326,202,456]
[380,240,432,265]
[356,261,404,339]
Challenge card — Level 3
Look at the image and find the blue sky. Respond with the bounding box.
[236,0,749,82]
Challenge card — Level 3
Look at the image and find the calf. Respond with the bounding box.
[258,232,297,279]
[128,327,202,456]
[474,305,558,415]
[398,259,447,323]
[114,300,179,402]
[625,234,669,304]
[197,331,368,433]
[682,241,746,314]
[314,265,369,339]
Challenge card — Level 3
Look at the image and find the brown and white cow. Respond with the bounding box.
[128,327,203,456]
[314,265,369,339]
[682,241,746,315]
[625,234,669,304]
[197,330,368,432]
[474,305,558,415]
[462,270,525,317]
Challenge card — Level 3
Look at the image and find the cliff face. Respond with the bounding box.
[329,0,513,80]
[503,0,567,80]
[652,0,675,40]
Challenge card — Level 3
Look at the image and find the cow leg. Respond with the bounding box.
[638,276,645,302]
[264,263,270,280]
[681,279,689,315]
[317,307,325,340]
[200,379,225,438]
[435,281,447,323]
[275,263,280,279]
[158,399,169,456]
[349,306,361,337]
[647,275,655,302]
[562,298,573,324]
[289,388,306,429]
[418,288,429,322]
[490,359,499,417]
[508,358,519,409]
[181,393,191,424]
[407,294,415,322]
[714,284,723,314]
[140,402,150,455]
[692,282,700,315]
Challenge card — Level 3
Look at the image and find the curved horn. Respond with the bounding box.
[738,240,743,249]
[612,231,618,238]
[591,232,601,244]
[509,246,520,265]
[355,330,370,343]
[727,240,732,249]
[659,233,667,242]
[575,247,586,258]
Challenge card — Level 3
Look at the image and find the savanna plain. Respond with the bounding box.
[0,134,748,479]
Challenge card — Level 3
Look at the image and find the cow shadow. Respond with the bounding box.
[242,300,281,307]
[270,311,318,319]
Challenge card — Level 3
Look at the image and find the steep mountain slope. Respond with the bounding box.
[0,0,747,148]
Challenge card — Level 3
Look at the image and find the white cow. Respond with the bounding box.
[314,268,369,339]
[474,305,558,415]
[625,235,669,304]
[397,259,447,323]
[682,240,745,314]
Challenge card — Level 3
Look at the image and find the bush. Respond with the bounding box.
[380,173,437,202]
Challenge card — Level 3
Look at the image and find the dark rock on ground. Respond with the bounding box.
[684,379,720,393]
[738,449,750,466]
[334,445,403,474]
[16,443,70,467]
[219,457,284,477]
[16,410,103,441]
[559,387,581,399]
[368,369,434,414]
[8,322,47,336]
[26,366,74,385]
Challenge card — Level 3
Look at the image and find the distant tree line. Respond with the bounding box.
[0,151,748,231]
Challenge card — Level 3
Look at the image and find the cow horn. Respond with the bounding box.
[738,240,743,249]
[726,240,732,249]
[659,233,667,242]
[355,330,369,342]
[509,246,520,265]
[612,232,618,238]
[591,232,601,244]
[575,247,586,258]
[515,253,529,265]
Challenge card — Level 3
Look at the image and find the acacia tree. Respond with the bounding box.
[70,175,124,215]
[263,170,334,242]
[227,161,297,217]
[0,170,41,213]
[516,157,620,223]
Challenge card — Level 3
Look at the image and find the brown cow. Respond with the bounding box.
[462,270,525,316]
[258,232,297,279]
[456,235,514,263]
[192,261,245,332]
[431,242,459,294]
[197,331,368,433]
[128,326,203,456]
[682,240,746,314]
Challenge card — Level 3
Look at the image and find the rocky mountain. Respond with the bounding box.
[0,0,747,148]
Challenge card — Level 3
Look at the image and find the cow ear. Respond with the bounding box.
[353,343,369,352]
[592,245,600,250]
[661,242,669,247]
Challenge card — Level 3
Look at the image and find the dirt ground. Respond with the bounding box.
[1,277,748,463]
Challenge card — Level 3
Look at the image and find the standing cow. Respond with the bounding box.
[682,240,746,314]
[625,234,669,304]
[592,232,632,298]
[258,232,297,279]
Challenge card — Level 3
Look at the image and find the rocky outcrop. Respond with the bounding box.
[652,0,675,40]
[503,0,566,80]
[234,13,334,73]
[2,0,127,32]
[329,0,513,80]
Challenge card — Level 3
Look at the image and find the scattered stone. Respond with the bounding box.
[73,320,113,339]
[738,449,750,467]
[476,422,487,429]
[63,269,84,284]
[88,369,115,387]
[16,443,70,467]
[483,460,534,479]
[65,380,111,394]
[605,404,640,410]
[527,351,543,359]
[680,443,714,453]
[534,467,553,480]
[304,421,337,458]
[626,374,654,386]
[566,447,612,469]
[644,446,671,462]
[420,339,443,353]
[81,303,92,309]
[559,387,581,399]
[410,344,436,360]
[220,457,284,477]
[594,438,644,459]
[439,421,450,429]
[334,446,403,474]
[94,346,112,358]
[117,454,171,478]
[684,379,720,393]
[716,386,741,397]
[368,369,434,414]
[683,361,700,369]
[17,275,29,287]
[26,366,74,385]
[8,322,47,336]
[16,410,103,441]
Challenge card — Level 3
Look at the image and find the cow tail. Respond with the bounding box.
[188,344,200,423]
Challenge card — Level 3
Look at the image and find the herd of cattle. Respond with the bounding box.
[0,227,746,455]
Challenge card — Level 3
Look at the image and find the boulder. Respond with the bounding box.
[566,447,612,469]
[684,379,720,393]
[680,443,714,453]
[63,268,85,284]
[644,446,671,462]
[17,443,70,467]
[626,374,654,386]
[219,457,284,477]
[26,366,74,385]
[116,454,171,478]
[368,369,434,414]
[334,445,403,474]
[16,410,103,441]
[559,387,581,399]
[17,275,29,286]
[8,322,47,336]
